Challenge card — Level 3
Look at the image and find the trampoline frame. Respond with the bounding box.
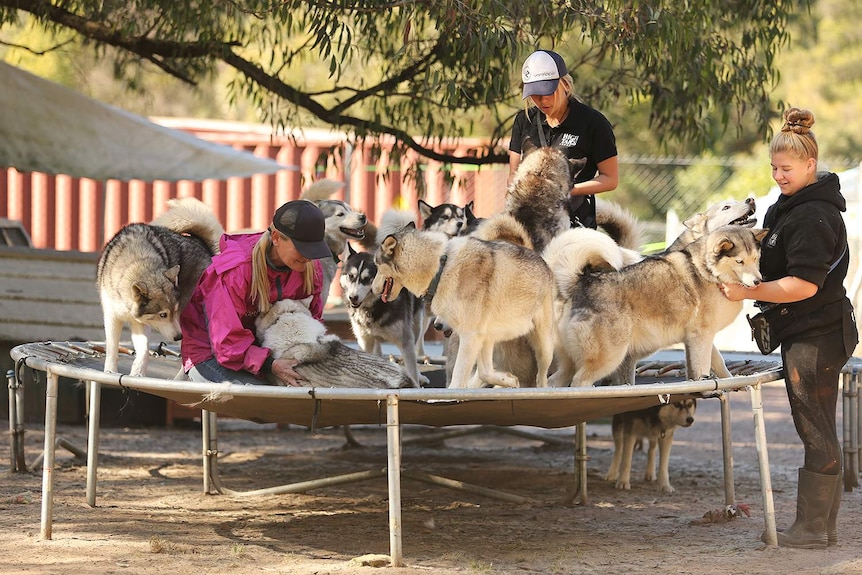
[10,340,853,566]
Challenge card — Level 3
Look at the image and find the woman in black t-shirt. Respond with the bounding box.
[508,49,618,229]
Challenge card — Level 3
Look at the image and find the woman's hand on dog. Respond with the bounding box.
[719,282,748,301]
[272,358,305,386]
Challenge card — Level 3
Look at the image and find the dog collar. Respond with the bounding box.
[423,253,448,303]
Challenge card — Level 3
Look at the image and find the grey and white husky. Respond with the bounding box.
[372,220,555,388]
[97,197,224,376]
[544,225,768,387]
[255,297,414,389]
[300,179,373,306]
[339,245,426,386]
[605,398,698,493]
[666,197,757,252]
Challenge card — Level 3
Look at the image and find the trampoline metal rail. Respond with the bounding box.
[8,341,807,567]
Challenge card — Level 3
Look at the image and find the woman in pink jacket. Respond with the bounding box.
[181,200,331,386]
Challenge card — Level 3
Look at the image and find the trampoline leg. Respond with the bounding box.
[719,393,736,506]
[85,380,101,507]
[202,410,219,494]
[8,369,26,473]
[40,371,59,540]
[843,371,859,490]
[577,422,588,505]
[750,383,777,545]
[386,395,403,567]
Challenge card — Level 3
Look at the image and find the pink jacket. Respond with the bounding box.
[180,232,324,375]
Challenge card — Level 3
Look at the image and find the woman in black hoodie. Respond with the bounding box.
[721,107,858,548]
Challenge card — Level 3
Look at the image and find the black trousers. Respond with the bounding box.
[780,328,849,475]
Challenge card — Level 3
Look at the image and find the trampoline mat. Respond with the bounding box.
[11,341,785,429]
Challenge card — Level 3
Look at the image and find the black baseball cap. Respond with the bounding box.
[272,200,331,260]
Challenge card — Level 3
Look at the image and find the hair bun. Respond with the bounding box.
[781,107,815,134]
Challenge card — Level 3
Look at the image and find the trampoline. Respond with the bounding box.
[6,340,806,566]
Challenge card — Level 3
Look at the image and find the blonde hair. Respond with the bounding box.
[250,229,316,314]
[770,107,818,162]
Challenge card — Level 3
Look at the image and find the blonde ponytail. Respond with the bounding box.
[251,230,273,314]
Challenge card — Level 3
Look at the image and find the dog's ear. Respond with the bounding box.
[714,238,734,255]
[683,212,708,233]
[164,265,180,286]
[753,228,769,243]
[300,295,313,309]
[567,157,588,182]
[402,221,416,233]
[417,199,433,220]
[131,281,149,303]
[521,138,538,157]
[380,234,399,257]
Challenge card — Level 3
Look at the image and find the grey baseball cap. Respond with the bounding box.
[521,50,568,99]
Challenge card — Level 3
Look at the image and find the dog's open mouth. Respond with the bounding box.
[340,226,366,240]
[730,215,757,227]
[381,277,394,303]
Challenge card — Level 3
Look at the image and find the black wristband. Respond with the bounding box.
[261,356,275,375]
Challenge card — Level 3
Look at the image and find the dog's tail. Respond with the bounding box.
[376,208,417,245]
[299,178,345,201]
[471,213,533,250]
[595,198,642,251]
[152,197,225,255]
[543,228,635,295]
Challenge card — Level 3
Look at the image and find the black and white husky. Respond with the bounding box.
[339,245,427,386]
[604,398,698,493]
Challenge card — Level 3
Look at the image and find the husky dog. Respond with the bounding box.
[419,199,470,238]
[339,245,427,386]
[505,146,575,253]
[544,225,768,387]
[605,398,698,493]
[301,179,373,306]
[97,198,224,377]
[664,197,758,378]
[372,221,555,388]
[255,297,414,389]
[666,197,757,252]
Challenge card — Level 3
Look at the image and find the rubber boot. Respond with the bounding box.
[827,472,842,546]
[775,468,836,549]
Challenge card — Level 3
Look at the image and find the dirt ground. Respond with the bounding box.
[3,380,861,575]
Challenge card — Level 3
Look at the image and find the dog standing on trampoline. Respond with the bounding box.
[96,197,223,377]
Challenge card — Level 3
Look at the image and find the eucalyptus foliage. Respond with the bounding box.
[0,0,805,164]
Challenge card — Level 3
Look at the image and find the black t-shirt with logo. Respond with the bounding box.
[509,97,617,228]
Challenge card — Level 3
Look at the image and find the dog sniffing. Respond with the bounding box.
[97,197,223,377]
[544,225,768,387]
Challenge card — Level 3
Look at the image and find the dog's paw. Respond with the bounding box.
[603,471,618,482]
[614,480,631,490]
[644,472,656,482]
[658,483,675,494]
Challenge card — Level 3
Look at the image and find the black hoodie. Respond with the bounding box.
[758,171,851,338]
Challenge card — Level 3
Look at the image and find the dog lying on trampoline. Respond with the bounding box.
[255,296,415,389]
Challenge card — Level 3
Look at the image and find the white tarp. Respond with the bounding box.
[0,61,286,181]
